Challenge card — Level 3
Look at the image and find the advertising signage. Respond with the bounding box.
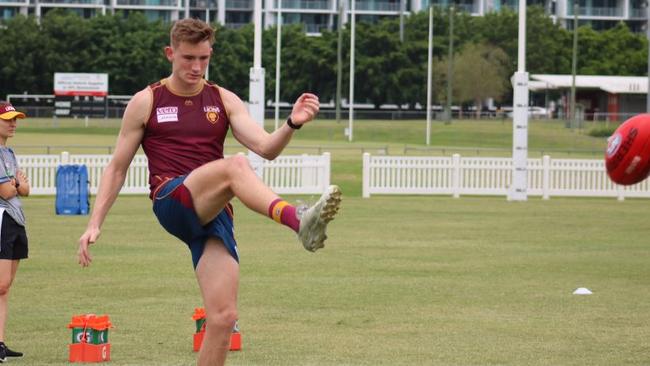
[54,73,109,97]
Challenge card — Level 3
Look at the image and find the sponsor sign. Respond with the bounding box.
[54,73,109,96]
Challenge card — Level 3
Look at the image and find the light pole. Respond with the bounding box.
[348,0,356,142]
[446,5,454,124]
[570,2,578,129]
[274,0,282,130]
[336,1,343,124]
[646,1,650,112]
[399,0,405,42]
[426,4,434,145]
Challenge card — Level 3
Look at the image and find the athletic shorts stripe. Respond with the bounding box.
[152,175,238,268]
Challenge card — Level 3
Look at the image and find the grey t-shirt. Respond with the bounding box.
[0,146,25,226]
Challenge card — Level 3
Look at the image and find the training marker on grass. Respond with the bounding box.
[192,308,242,352]
[573,287,593,295]
[68,314,112,363]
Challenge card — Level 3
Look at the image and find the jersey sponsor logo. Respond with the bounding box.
[156,106,178,123]
[204,106,220,124]
[184,99,193,106]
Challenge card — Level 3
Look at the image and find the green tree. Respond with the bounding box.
[210,24,253,98]
[275,25,335,102]
[401,8,471,108]
[453,42,510,117]
[2,7,649,106]
[577,22,646,75]
[353,21,405,108]
[86,12,169,94]
[262,24,333,105]
[0,15,46,94]
[471,6,572,91]
[39,10,94,91]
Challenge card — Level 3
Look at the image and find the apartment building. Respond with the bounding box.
[1,0,648,34]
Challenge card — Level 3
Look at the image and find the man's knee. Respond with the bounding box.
[205,308,238,331]
[0,283,11,296]
[227,155,252,174]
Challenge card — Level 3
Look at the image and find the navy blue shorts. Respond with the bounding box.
[152,175,238,269]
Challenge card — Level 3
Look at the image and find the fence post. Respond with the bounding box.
[323,152,331,190]
[301,153,309,190]
[362,152,370,198]
[617,184,625,201]
[452,154,461,198]
[61,151,70,165]
[542,155,550,200]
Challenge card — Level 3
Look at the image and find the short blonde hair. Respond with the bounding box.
[170,18,215,48]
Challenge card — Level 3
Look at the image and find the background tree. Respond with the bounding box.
[576,22,646,75]
[354,21,406,108]
[210,24,253,97]
[265,24,336,104]
[0,15,46,94]
[39,10,93,88]
[453,41,510,117]
[90,12,169,94]
[1,7,648,107]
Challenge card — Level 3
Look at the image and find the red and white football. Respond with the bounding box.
[606,114,650,185]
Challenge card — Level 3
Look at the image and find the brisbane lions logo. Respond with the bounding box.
[204,106,220,124]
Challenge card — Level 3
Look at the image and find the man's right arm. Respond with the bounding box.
[77,88,150,267]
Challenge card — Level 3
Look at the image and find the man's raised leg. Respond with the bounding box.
[184,155,341,251]
[184,155,282,223]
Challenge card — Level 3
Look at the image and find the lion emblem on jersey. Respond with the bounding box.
[204,106,221,124]
[206,111,219,124]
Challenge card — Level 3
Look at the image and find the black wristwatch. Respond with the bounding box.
[286,117,302,130]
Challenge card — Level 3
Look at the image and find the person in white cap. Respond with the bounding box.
[0,102,29,363]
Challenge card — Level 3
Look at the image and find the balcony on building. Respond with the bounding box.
[226,0,252,9]
[0,0,28,20]
[114,0,180,9]
[282,12,331,33]
[189,0,218,21]
[112,0,180,21]
[0,0,28,6]
[36,0,107,18]
[566,0,623,18]
[274,0,332,11]
[354,0,401,13]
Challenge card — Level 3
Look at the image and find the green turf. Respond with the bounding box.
[9,195,650,365]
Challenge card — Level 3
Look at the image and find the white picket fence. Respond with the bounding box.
[362,153,650,200]
[19,152,331,196]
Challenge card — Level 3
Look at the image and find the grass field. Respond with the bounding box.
[5,117,649,365]
[10,195,650,365]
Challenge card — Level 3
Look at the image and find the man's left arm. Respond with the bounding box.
[223,88,320,160]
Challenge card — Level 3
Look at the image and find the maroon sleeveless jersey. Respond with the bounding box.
[143,79,230,194]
